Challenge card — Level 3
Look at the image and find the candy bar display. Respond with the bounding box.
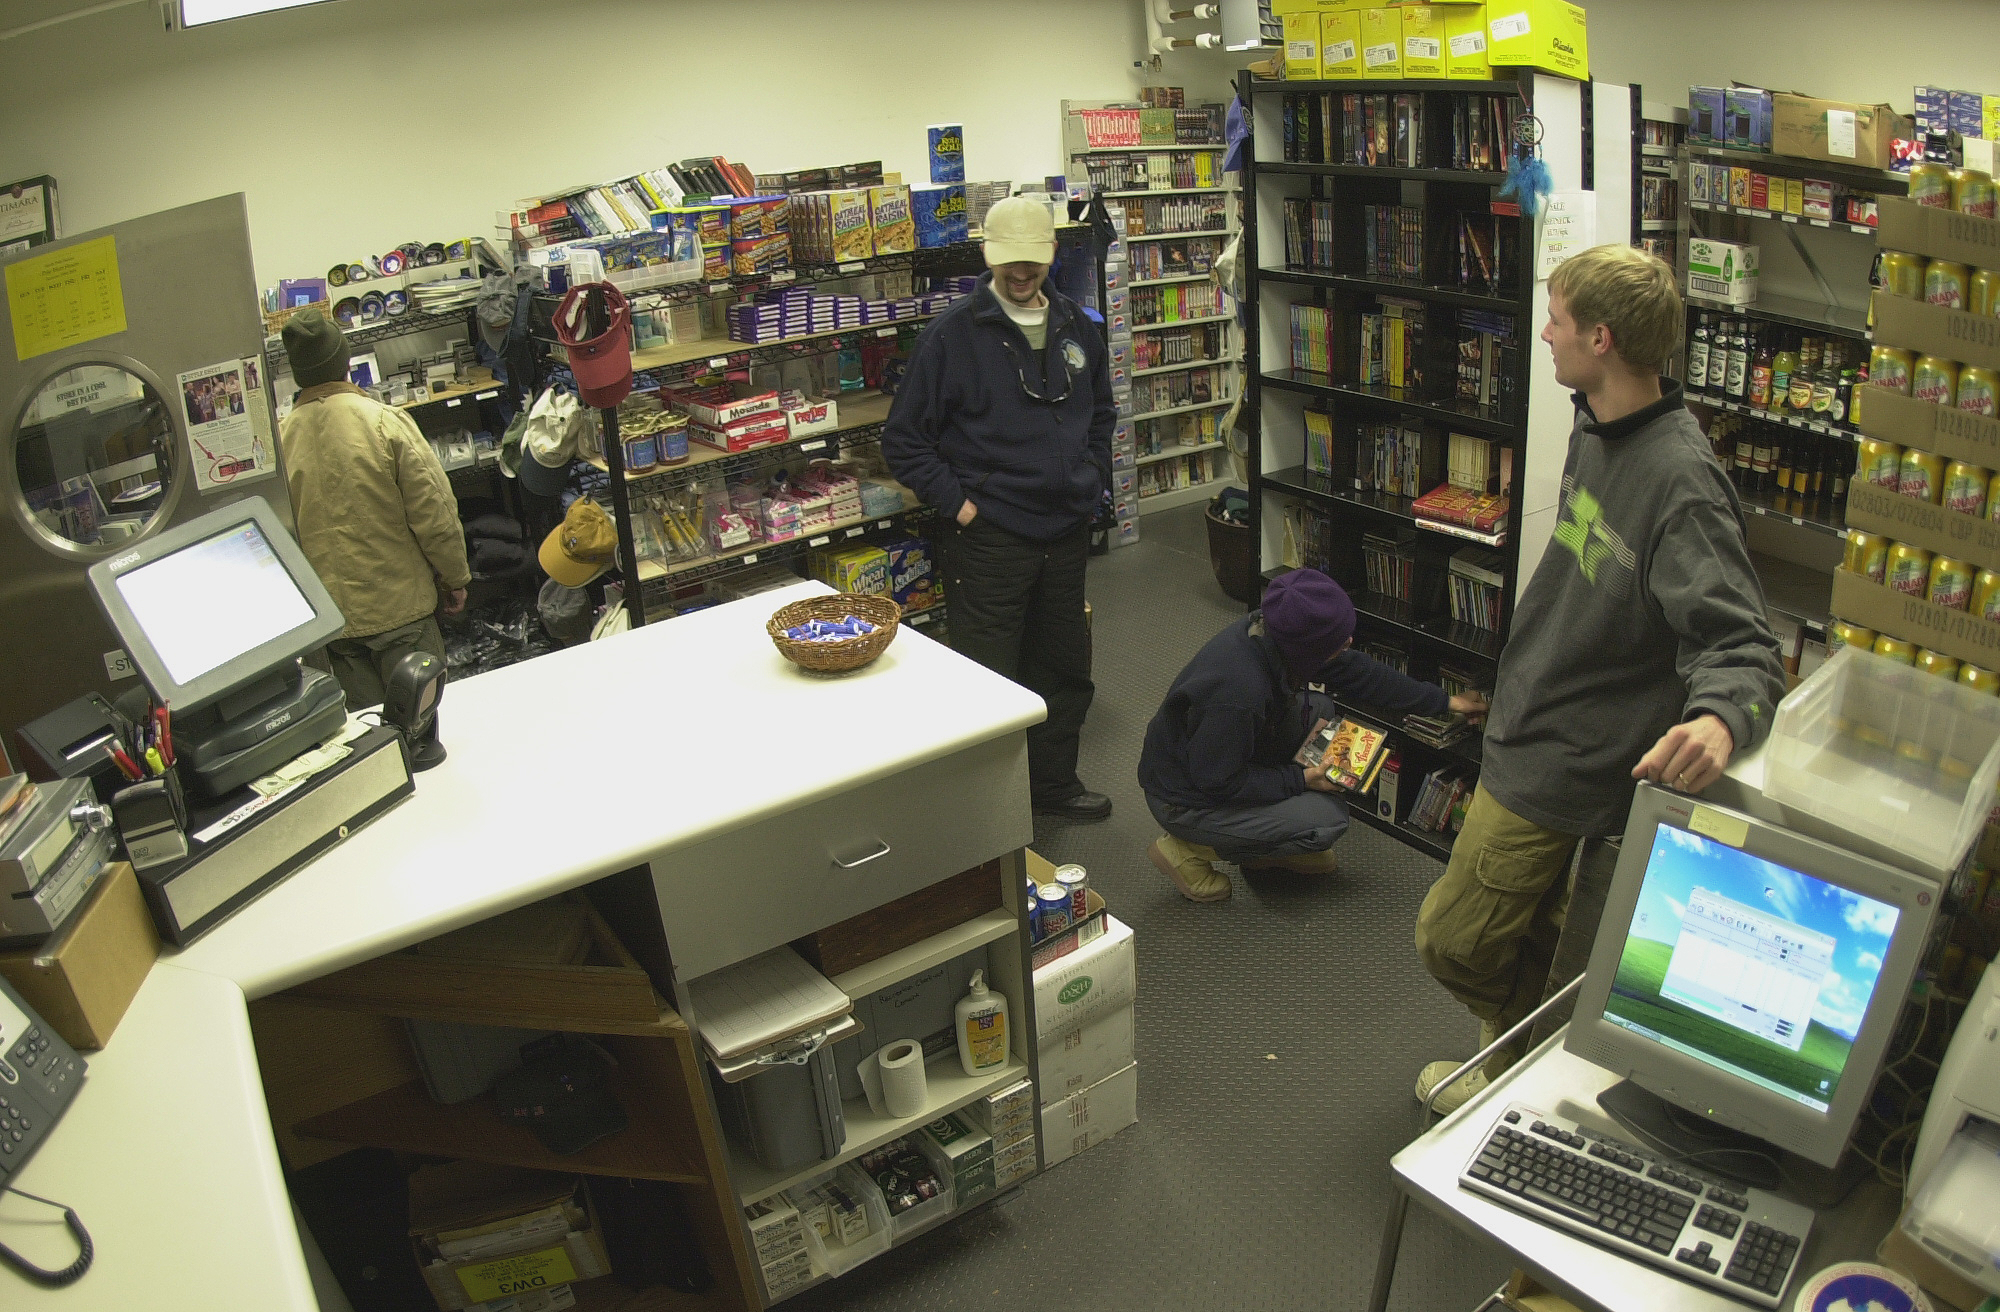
[781,614,878,643]
[857,1138,950,1222]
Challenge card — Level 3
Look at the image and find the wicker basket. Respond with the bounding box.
[768,594,902,674]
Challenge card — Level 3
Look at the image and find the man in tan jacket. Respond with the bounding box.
[278,310,470,750]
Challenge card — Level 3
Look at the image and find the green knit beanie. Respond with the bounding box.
[283,308,351,388]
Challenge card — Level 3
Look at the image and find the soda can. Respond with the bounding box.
[1857,437,1904,489]
[1911,159,1955,208]
[1959,662,2000,694]
[1844,530,1890,582]
[1926,260,1971,310]
[1955,169,1999,219]
[1899,446,1947,503]
[1976,569,2000,622]
[1929,554,1976,610]
[1916,648,1963,681]
[1972,268,2000,318]
[1054,864,1090,919]
[1879,250,1927,300]
[1873,634,1919,663]
[1958,366,1999,418]
[1830,620,1877,652]
[1026,888,1043,939]
[1035,884,1070,936]
[1886,542,1934,596]
[1913,355,1960,407]
[1946,461,1991,517]
[1870,345,1916,394]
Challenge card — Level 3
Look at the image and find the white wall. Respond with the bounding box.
[0,0,1235,290]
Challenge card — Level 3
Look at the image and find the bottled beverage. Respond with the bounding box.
[1834,367,1856,428]
[1749,330,1775,408]
[1851,356,1870,427]
[1751,424,1777,494]
[1731,418,1754,490]
[1707,319,1733,393]
[1769,333,1798,414]
[1790,337,1820,411]
[1811,346,1840,418]
[1725,322,1750,400]
[1774,432,1796,495]
[1807,438,1829,504]
[1830,449,1849,510]
[1688,314,1713,394]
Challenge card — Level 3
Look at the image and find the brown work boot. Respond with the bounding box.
[1149,835,1230,902]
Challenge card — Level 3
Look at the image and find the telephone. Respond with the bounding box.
[0,974,91,1286]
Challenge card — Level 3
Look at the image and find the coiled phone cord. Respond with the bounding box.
[0,1186,93,1286]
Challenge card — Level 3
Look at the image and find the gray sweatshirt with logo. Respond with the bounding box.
[1481,382,1786,837]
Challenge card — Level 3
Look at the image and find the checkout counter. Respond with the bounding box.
[0,579,1046,1309]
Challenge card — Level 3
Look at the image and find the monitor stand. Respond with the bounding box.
[165,662,350,800]
[1597,1080,1872,1208]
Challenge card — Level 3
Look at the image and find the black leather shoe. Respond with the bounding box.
[1034,790,1112,822]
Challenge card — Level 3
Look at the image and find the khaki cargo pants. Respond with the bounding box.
[1415,784,1580,1070]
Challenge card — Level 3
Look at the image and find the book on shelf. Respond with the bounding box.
[1454,310,1518,413]
[1295,717,1392,793]
[1357,422,1425,498]
[1357,297,1425,391]
[1292,304,1333,376]
[1401,710,1475,750]
[1446,431,1508,495]
[1362,528,1418,601]
[1412,484,1509,534]
[1305,410,1334,477]
[1408,767,1476,834]
[1363,205,1424,282]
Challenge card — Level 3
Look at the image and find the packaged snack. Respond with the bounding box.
[870,185,916,255]
[830,190,875,262]
[879,537,936,612]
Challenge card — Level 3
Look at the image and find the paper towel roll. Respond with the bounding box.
[878,1039,928,1118]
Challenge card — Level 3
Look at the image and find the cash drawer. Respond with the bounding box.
[654,733,1030,979]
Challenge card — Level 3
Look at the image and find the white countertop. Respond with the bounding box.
[168,581,1045,999]
[0,583,1043,1309]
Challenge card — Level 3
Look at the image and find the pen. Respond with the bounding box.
[156,705,174,766]
[106,744,143,781]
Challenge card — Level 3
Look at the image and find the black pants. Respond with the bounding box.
[943,516,1094,803]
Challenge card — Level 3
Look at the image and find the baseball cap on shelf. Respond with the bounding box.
[554,281,633,409]
[515,387,589,498]
[539,498,619,588]
[982,195,1057,267]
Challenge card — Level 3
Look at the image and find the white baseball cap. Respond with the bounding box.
[983,195,1057,266]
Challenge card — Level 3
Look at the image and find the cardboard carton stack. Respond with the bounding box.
[1033,910,1138,1168]
[965,1077,1039,1190]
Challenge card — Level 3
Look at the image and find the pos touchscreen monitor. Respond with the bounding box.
[1567,782,1938,1170]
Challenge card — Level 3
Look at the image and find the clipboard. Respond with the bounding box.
[687,945,854,1078]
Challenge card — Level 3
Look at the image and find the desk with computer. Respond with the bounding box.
[1372,652,2000,1312]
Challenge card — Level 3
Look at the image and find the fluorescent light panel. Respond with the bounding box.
[179,0,336,26]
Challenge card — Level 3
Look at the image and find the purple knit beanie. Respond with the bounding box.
[1262,568,1357,677]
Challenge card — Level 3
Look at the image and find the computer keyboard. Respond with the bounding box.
[1458,1102,1813,1308]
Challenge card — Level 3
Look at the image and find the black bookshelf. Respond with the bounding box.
[1243,69,1580,864]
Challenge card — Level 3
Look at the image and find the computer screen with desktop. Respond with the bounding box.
[1567,782,1939,1170]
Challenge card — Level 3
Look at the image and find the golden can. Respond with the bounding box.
[1887,542,1934,596]
[1879,250,1927,300]
[1871,345,1917,394]
[1926,259,1972,309]
[1911,159,1955,208]
[1954,169,1999,219]
[1930,554,1976,610]
[1989,471,2000,522]
[1874,634,1919,663]
[1831,620,1877,652]
[1858,437,1904,488]
[1913,355,1960,407]
[1978,569,2000,622]
[1900,446,1947,503]
[1972,268,2000,318]
[1960,662,2000,694]
[1844,530,1891,582]
[1916,648,1963,681]
[1961,366,2000,418]
[1946,461,1991,516]
[1854,722,1897,756]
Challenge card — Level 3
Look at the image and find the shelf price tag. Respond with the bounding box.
[446,398,462,407]
[876,519,892,530]
[845,526,864,538]
[798,439,827,452]
[838,261,865,274]
[741,552,758,565]
[1810,218,1831,227]
[876,327,896,337]
[708,356,729,369]
[809,535,831,547]
[708,281,730,293]
[476,390,498,400]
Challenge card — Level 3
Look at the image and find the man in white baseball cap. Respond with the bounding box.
[883,195,1116,822]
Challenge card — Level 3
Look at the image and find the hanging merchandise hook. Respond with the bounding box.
[1499,113,1553,220]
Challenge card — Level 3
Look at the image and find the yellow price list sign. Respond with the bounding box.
[453,1244,579,1303]
[6,235,128,361]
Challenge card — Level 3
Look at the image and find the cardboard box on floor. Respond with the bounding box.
[1040,1061,1138,1167]
[1040,1001,1136,1100]
[1773,94,1912,171]
[0,861,158,1049]
[1033,912,1135,1044]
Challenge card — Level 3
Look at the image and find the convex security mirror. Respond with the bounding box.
[15,363,176,548]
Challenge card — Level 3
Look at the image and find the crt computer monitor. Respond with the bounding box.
[1567,781,1939,1169]
[85,495,344,716]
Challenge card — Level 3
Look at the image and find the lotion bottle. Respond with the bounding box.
[955,970,1009,1076]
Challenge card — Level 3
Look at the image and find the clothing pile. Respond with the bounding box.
[443,595,562,677]
[463,512,537,609]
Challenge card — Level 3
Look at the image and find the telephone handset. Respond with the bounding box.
[0,974,91,1286]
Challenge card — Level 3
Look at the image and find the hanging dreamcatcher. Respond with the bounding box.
[1498,111,1553,219]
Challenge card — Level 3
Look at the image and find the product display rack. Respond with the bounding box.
[1674,141,1909,639]
[1242,69,1600,863]
[1635,99,1687,271]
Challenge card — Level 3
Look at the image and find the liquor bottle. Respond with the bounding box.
[1687,313,1713,395]
[1751,422,1776,495]
[1790,337,1820,412]
[1833,367,1856,429]
[1850,357,1869,429]
[1774,431,1795,497]
[1725,322,1750,401]
[1731,418,1754,490]
[1802,436,1824,507]
[1830,439,1849,511]
[1811,345,1840,421]
[1708,319,1733,394]
[1749,330,1775,409]
[1769,332,1798,414]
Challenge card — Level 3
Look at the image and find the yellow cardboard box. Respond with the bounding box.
[1484,0,1587,80]
[1273,0,1357,11]
[1400,6,1447,78]
[1360,8,1404,77]
[1283,12,1323,79]
[1443,4,1491,78]
[1321,10,1365,78]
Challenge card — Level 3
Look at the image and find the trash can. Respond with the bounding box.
[1205,489,1259,605]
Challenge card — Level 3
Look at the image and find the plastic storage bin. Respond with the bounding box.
[786,1163,891,1278]
[1765,645,2000,872]
[855,1133,956,1239]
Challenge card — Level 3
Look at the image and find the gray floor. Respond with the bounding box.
[788,502,1512,1312]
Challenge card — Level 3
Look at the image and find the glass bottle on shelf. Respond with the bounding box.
[1790,337,1820,413]
[1708,319,1734,394]
[1688,313,1713,396]
[1749,329,1775,409]
[1731,416,1755,490]
[1769,332,1798,415]
[1725,321,1750,401]
[1811,344,1841,421]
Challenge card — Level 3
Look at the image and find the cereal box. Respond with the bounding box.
[928,124,965,184]
[914,185,968,248]
[829,190,875,262]
[879,537,937,612]
[869,185,916,256]
[816,545,889,595]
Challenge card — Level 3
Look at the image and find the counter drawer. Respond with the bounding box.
[654,732,1029,979]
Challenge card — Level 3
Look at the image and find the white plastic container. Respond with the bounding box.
[786,1163,890,1278]
[954,970,1010,1078]
[1765,644,2000,872]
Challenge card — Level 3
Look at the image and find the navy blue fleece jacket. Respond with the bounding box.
[1139,615,1450,810]
[881,275,1115,543]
